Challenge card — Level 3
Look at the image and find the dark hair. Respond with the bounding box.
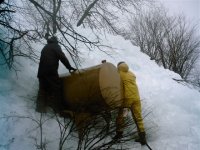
[47,36,58,44]
[117,61,125,66]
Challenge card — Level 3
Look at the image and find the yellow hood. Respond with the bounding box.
[118,63,129,72]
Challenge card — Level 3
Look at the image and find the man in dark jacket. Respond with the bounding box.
[36,36,76,113]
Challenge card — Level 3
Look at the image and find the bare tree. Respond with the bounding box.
[17,0,152,66]
[127,8,200,80]
[0,0,152,69]
[72,0,152,33]
[20,0,102,65]
[0,109,144,150]
[0,0,38,70]
[66,110,139,150]
[187,66,200,89]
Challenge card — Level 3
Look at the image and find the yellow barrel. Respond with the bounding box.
[60,62,123,113]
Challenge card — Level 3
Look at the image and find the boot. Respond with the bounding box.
[113,131,123,140]
[135,132,147,145]
[36,105,46,113]
[36,89,47,113]
[47,94,61,113]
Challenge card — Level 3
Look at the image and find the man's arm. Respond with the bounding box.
[56,45,75,71]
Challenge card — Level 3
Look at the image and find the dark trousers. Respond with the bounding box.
[36,76,63,113]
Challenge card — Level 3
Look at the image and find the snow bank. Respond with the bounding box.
[0,29,200,150]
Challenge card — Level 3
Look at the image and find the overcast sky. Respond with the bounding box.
[155,0,200,65]
[157,0,200,23]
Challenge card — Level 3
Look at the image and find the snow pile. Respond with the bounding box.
[0,29,200,150]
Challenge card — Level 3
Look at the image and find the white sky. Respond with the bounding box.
[157,0,200,66]
[157,0,200,23]
[158,0,200,68]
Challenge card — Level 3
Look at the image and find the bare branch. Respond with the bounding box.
[77,0,99,27]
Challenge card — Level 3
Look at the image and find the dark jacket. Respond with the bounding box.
[37,38,72,78]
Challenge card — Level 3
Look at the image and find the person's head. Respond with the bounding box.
[117,61,129,72]
[47,36,58,44]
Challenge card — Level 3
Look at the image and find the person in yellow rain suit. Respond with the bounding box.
[113,61,146,145]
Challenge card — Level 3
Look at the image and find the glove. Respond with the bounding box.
[135,132,147,145]
[69,67,77,73]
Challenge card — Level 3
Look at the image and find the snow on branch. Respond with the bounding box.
[77,0,99,27]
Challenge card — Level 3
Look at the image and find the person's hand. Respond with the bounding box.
[69,67,77,73]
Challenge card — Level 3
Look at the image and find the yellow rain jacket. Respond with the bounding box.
[118,63,140,107]
[117,62,145,133]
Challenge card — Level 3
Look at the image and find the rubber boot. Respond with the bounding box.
[135,132,147,145]
[113,131,123,140]
[36,88,47,113]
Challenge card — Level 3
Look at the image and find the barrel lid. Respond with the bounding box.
[99,62,123,108]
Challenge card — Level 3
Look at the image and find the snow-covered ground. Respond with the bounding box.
[0,29,200,150]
